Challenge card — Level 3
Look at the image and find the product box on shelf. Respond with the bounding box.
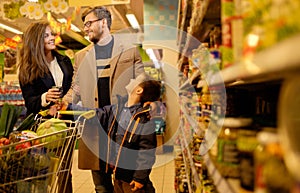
[242,0,300,55]
[221,0,300,68]
[220,0,244,68]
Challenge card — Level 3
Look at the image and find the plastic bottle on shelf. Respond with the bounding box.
[237,127,259,191]
[201,85,212,126]
[254,128,294,193]
[216,117,253,178]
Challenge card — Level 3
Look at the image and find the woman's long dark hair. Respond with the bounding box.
[18,21,51,85]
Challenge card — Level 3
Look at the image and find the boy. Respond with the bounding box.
[61,73,161,193]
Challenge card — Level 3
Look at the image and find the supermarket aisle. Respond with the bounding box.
[72,150,176,193]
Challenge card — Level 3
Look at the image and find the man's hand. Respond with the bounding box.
[48,105,58,116]
[129,180,144,192]
[48,101,68,116]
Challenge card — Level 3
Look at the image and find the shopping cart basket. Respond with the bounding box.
[0,110,95,193]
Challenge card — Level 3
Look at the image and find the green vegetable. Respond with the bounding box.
[0,103,10,136]
[36,118,67,149]
[16,113,36,131]
[5,104,15,137]
[0,103,23,137]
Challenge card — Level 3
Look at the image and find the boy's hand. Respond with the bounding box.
[130,180,144,192]
[144,101,161,118]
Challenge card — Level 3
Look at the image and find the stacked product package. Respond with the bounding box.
[221,0,300,68]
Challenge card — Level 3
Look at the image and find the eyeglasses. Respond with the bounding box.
[83,19,102,28]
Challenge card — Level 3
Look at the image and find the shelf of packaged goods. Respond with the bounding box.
[180,104,200,136]
[179,122,202,192]
[177,0,193,50]
[179,79,193,91]
[202,34,300,87]
[203,154,241,193]
[179,69,202,91]
[179,137,194,193]
[179,94,207,132]
[187,0,210,38]
[178,0,212,68]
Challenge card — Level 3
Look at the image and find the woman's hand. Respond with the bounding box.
[46,87,62,103]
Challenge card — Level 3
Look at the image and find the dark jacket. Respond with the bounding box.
[70,96,157,185]
[20,51,73,115]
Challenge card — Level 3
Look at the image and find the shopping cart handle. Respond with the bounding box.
[80,110,96,120]
[58,110,96,120]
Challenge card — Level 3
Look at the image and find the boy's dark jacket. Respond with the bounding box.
[70,95,157,185]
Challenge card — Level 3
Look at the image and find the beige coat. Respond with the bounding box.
[64,34,144,170]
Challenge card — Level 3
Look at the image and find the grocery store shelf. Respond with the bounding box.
[179,122,202,190]
[179,138,194,193]
[3,74,18,82]
[177,0,193,50]
[205,34,300,86]
[203,154,240,193]
[179,69,202,91]
[183,108,198,132]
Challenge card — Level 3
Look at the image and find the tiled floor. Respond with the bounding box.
[72,150,176,193]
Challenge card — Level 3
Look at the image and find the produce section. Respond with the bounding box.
[0,81,25,106]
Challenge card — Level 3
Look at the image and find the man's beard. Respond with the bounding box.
[90,30,102,44]
[91,36,99,44]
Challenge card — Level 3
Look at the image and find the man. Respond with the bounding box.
[63,6,144,193]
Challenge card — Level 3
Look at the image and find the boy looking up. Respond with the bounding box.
[61,73,161,193]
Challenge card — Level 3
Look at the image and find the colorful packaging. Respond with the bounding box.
[221,0,243,68]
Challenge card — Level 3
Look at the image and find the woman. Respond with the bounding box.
[18,21,73,116]
[17,21,74,193]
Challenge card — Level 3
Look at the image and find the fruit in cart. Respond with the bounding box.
[0,143,3,155]
[21,130,40,146]
[0,137,6,143]
[8,131,22,143]
[3,138,10,145]
[0,137,10,145]
[36,118,67,149]
[15,140,31,151]
[32,139,40,146]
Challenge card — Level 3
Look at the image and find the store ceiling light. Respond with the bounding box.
[0,23,23,34]
[126,13,140,30]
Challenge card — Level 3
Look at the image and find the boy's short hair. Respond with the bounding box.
[138,80,161,104]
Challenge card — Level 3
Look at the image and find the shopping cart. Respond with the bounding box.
[0,110,95,193]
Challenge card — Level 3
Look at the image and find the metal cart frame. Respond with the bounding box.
[0,110,95,193]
